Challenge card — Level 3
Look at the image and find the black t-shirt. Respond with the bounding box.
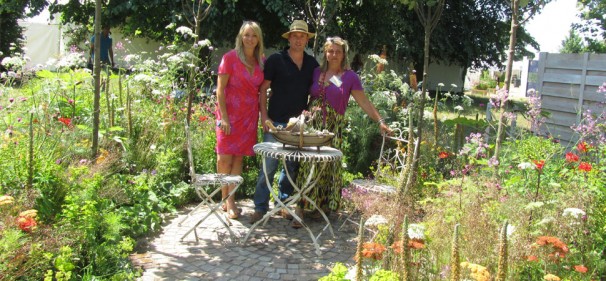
[264,48,319,123]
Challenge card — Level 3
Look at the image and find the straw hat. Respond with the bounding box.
[281,20,315,39]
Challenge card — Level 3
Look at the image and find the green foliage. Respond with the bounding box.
[319,262,349,281]
[343,69,406,176]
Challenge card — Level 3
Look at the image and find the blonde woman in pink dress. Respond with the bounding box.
[215,21,265,219]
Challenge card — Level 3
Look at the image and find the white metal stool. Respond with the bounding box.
[179,121,243,242]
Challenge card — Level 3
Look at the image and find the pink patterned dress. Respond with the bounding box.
[215,50,264,156]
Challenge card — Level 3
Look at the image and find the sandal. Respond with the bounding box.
[291,219,303,229]
[227,209,239,220]
[222,204,242,215]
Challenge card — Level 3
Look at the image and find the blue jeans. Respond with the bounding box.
[253,122,299,213]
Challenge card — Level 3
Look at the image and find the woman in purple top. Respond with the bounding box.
[215,21,265,219]
[297,36,390,224]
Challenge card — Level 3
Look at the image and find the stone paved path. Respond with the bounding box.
[133,199,359,281]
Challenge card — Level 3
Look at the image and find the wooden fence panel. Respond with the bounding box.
[536,52,606,147]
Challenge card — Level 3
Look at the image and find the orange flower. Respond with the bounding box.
[578,162,592,172]
[361,242,387,260]
[391,239,425,253]
[199,115,208,122]
[438,151,449,159]
[533,160,545,171]
[17,216,37,232]
[536,236,568,260]
[574,265,588,273]
[526,255,539,262]
[409,239,425,249]
[565,152,579,162]
[577,142,588,153]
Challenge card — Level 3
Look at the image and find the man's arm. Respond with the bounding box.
[258,80,271,132]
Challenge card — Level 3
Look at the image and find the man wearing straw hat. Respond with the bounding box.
[251,20,319,228]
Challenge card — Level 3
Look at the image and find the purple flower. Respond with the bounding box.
[489,87,508,108]
[68,99,74,104]
[79,159,88,164]
[17,117,22,122]
[9,97,14,103]
[55,159,62,164]
[151,170,157,175]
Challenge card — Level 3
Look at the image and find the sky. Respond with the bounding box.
[525,0,580,54]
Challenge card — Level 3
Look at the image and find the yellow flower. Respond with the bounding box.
[544,274,560,281]
[0,195,15,206]
[19,209,38,218]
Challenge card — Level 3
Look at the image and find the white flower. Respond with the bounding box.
[525,201,544,210]
[176,26,194,37]
[366,215,388,226]
[517,162,534,170]
[451,84,458,88]
[506,224,516,237]
[454,105,464,111]
[562,208,585,219]
[538,216,555,225]
[197,39,211,47]
[438,82,445,87]
[368,54,388,65]
[150,144,157,150]
[408,223,425,240]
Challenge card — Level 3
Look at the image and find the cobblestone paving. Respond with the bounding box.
[134,199,359,281]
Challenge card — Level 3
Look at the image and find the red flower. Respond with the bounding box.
[574,265,588,273]
[577,142,588,153]
[565,152,579,163]
[58,117,72,127]
[438,151,449,159]
[199,115,208,122]
[578,162,592,172]
[17,216,37,232]
[533,160,545,171]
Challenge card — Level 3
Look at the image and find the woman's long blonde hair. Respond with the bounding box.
[320,36,350,72]
[235,21,264,70]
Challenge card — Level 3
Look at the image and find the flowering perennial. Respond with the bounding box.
[535,236,569,260]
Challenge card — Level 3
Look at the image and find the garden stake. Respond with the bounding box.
[118,68,123,106]
[433,86,439,147]
[355,216,365,281]
[401,215,410,281]
[496,220,508,281]
[127,82,132,138]
[529,166,542,224]
[450,223,460,281]
[28,112,34,189]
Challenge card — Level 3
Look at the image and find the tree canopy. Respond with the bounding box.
[0,0,47,64]
[570,0,606,53]
[44,0,541,71]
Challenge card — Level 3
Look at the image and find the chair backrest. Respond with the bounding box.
[184,119,197,182]
[375,128,407,180]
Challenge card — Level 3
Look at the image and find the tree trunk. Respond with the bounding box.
[91,0,102,159]
[493,0,519,166]
[404,19,431,193]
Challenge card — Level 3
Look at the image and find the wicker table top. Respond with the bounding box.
[253,142,343,163]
